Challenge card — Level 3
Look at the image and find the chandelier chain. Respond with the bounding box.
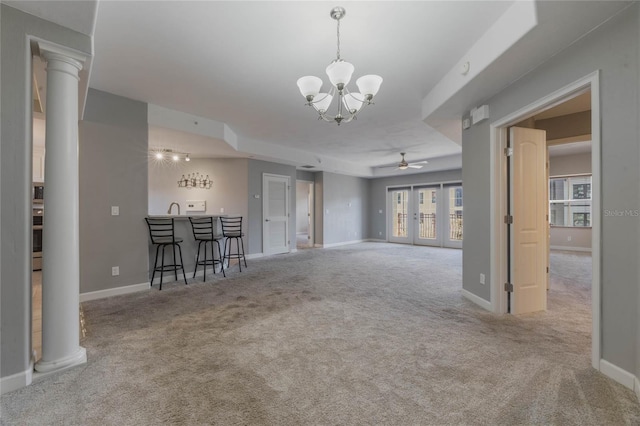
[336,18,341,60]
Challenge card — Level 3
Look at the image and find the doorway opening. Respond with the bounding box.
[31,55,47,363]
[491,72,600,369]
[295,180,314,249]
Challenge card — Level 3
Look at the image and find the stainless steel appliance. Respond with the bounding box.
[33,183,44,271]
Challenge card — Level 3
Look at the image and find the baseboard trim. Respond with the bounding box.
[246,253,264,260]
[80,282,150,302]
[0,363,33,395]
[461,289,493,311]
[599,359,636,390]
[550,245,592,252]
[366,238,387,243]
[634,376,640,402]
[320,239,365,248]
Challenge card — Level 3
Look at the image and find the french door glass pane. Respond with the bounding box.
[392,190,409,237]
[448,187,463,241]
[417,189,436,240]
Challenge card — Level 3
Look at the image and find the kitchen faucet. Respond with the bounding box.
[167,202,180,215]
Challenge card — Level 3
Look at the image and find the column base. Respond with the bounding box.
[34,347,87,378]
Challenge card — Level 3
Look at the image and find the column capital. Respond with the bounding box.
[37,40,86,73]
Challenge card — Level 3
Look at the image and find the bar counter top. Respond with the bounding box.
[146,214,226,220]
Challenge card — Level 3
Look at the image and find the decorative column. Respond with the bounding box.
[35,43,87,375]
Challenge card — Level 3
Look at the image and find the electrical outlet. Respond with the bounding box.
[111,206,119,216]
[111,266,119,276]
[480,273,485,285]
[379,231,382,236]
[567,236,572,242]
[220,207,224,214]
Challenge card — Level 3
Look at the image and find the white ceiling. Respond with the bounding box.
[8,0,631,177]
[89,1,513,172]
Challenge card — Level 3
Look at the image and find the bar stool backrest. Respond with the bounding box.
[220,216,243,237]
[189,216,214,240]
[145,218,177,244]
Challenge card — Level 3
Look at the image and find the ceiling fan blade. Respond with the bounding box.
[410,160,429,165]
[408,164,423,169]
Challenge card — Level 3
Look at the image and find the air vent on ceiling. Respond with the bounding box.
[300,165,316,169]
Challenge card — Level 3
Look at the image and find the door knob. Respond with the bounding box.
[265,219,270,222]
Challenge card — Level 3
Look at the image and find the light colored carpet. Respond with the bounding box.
[2,243,639,425]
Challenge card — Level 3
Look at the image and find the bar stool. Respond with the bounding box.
[220,216,247,272]
[189,216,225,280]
[145,217,188,290]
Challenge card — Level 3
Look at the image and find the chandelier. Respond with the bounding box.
[296,6,382,125]
[177,172,212,189]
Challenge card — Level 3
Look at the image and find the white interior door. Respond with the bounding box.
[413,187,441,247]
[510,127,548,314]
[388,188,411,244]
[263,174,290,255]
[444,185,463,249]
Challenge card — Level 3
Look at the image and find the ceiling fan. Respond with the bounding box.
[380,152,428,170]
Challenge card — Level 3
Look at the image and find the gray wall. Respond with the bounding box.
[462,4,639,373]
[549,152,591,177]
[0,4,92,380]
[536,110,591,140]
[148,157,248,217]
[296,170,316,182]
[320,172,370,245]
[461,120,492,302]
[368,170,463,240]
[247,159,297,254]
[80,89,149,293]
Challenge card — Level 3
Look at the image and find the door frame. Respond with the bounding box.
[262,173,291,255]
[489,71,601,368]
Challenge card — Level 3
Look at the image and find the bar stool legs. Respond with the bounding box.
[150,242,188,290]
[193,238,225,280]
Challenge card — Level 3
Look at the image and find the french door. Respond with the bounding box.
[387,184,463,248]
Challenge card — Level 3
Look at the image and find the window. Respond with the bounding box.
[454,187,463,207]
[549,175,591,227]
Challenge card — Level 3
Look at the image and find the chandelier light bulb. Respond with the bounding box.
[155,152,164,160]
[326,60,355,88]
[356,75,383,99]
[172,154,180,161]
[297,76,323,101]
[343,92,364,113]
[185,154,190,162]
